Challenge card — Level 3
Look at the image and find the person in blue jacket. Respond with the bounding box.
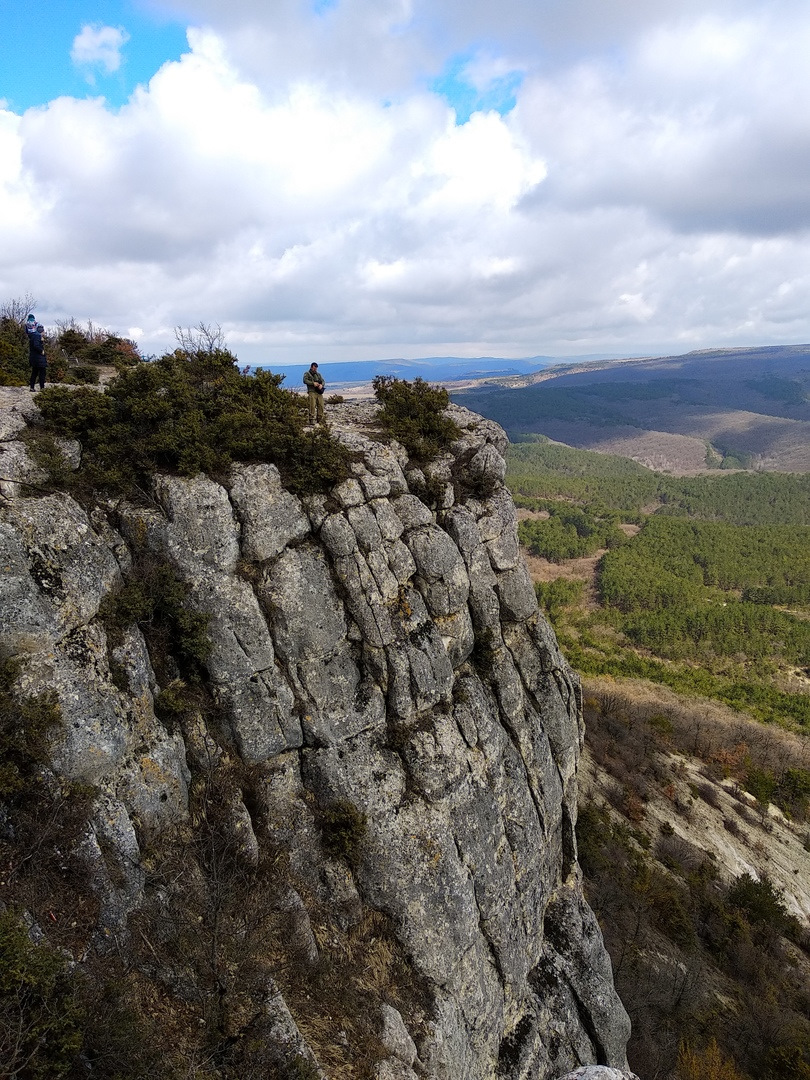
[26,314,47,391]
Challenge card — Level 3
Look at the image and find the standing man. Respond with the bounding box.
[25,314,47,391]
[303,361,326,425]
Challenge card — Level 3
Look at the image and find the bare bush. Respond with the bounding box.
[1,293,37,325]
[583,676,810,802]
[695,781,724,810]
[723,817,743,838]
[174,322,226,353]
[656,832,705,873]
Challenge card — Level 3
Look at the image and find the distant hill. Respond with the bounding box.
[260,353,637,389]
[454,344,810,473]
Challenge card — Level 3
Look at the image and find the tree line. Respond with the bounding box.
[507,437,810,524]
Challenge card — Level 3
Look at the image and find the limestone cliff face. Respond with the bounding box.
[0,393,633,1080]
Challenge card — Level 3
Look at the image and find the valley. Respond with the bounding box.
[500,424,810,1080]
[455,344,810,473]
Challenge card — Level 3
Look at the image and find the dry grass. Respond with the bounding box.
[583,674,810,777]
[283,907,423,1079]
[577,674,810,1080]
[523,549,605,612]
[516,420,712,474]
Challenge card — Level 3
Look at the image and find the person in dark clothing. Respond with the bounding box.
[26,314,47,391]
[303,361,326,424]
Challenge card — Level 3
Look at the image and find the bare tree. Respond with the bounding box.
[174,322,226,354]
[1,294,37,325]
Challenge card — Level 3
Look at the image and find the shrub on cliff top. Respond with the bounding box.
[35,348,351,497]
[52,319,141,383]
[0,315,29,386]
[0,299,142,386]
[373,374,460,460]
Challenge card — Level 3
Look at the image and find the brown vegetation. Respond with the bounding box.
[578,678,810,1080]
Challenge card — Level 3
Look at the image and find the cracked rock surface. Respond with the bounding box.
[0,393,632,1079]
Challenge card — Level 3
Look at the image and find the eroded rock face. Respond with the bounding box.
[0,396,632,1079]
[557,1068,641,1080]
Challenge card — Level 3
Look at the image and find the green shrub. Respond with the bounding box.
[575,802,614,876]
[0,908,83,1077]
[373,375,461,459]
[55,321,141,370]
[745,766,777,808]
[0,907,179,1080]
[0,659,62,799]
[767,1041,810,1079]
[0,315,29,385]
[319,801,367,866]
[74,978,177,1080]
[56,325,90,357]
[284,1054,322,1080]
[154,679,195,723]
[774,768,810,819]
[534,578,585,617]
[649,872,697,948]
[35,348,352,498]
[101,551,211,678]
[471,626,499,679]
[60,363,100,385]
[726,872,794,932]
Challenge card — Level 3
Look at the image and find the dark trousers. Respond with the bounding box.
[29,363,46,390]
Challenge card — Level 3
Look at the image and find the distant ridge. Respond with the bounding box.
[453,343,810,473]
[257,353,642,388]
[478,343,810,389]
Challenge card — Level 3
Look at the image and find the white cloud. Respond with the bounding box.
[511,5,810,239]
[2,2,810,362]
[71,24,130,77]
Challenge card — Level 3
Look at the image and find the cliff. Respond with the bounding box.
[0,390,634,1080]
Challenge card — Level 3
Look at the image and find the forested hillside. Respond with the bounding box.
[511,438,810,727]
[509,436,810,522]
[456,345,810,472]
[507,433,810,1080]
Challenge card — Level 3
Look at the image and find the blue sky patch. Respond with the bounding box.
[0,0,188,112]
[430,52,523,124]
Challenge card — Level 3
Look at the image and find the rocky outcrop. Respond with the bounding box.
[0,392,632,1079]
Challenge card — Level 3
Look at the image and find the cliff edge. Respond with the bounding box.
[0,391,633,1079]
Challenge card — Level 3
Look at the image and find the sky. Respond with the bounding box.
[2,0,810,365]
